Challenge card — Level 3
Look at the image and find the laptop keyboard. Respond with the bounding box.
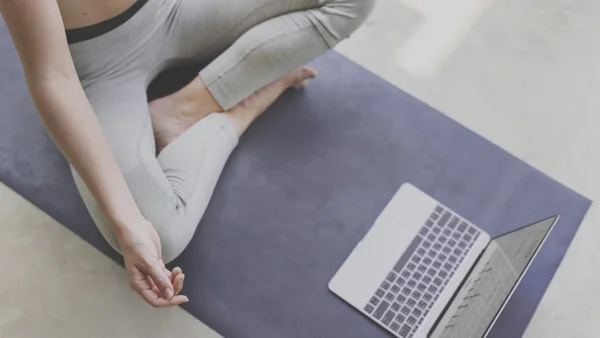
[363,206,481,338]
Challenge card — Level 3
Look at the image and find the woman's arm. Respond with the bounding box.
[0,0,186,307]
[0,0,140,235]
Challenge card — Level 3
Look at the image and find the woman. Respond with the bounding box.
[0,0,374,308]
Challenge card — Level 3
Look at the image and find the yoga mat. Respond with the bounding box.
[0,19,591,338]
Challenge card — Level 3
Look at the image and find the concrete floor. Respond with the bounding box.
[1,0,599,337]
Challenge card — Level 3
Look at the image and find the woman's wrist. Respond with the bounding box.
[105,205,147,238]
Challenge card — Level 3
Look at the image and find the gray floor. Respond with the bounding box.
[1,0,599,336]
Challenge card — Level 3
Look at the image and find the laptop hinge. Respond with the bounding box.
[427,244,489,337]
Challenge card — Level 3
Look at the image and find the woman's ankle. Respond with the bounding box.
[170,77,223,119]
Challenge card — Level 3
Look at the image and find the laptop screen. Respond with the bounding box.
[431,215,557,338]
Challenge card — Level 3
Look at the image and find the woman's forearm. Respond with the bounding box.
[31,80,143,234]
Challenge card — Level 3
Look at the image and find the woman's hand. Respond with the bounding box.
[117,220,189,308]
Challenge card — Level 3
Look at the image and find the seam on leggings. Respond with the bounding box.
[175,122,234,207]
[203,22,326,88]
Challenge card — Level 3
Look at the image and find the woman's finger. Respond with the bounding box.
[150,294,189,308]
[171,267,183,284]
[174,273,185,295]
[147,262,175,299]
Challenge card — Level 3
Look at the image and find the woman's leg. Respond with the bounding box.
[75,0,375,263]
[150,0,375,150]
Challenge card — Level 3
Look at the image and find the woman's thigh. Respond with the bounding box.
[164,0,323,63]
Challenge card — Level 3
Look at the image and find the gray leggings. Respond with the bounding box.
[69,0,374,262]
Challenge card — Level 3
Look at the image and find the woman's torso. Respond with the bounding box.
[58,0,137,30]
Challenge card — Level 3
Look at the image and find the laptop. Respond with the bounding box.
[329,183,558,338]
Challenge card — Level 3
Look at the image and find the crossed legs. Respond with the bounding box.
[73,0,375,262]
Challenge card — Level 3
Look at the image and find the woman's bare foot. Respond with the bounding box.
[149,66,317,153]
[224,66,318,136]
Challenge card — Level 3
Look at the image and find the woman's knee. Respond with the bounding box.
[148,215,198,264]
[319,0,376,43]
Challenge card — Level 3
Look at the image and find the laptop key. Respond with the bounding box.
[418,300,427,309]
[373,301,389,319]
[402,287,411,296]
[396,278,406,286]
[423,293,432,301]
[386,272,397,282]
[438,211,451,226]
[423,241,431,249]
[407,316,417,325]
[432,227,441,235]
[412,291,422,299]
[425,220,434,227]
[376,289,385,297]
[393,236,422,272]
[395,314,406,323]
[412,308,422,317]
[399,324,412,337]
[419,227,429,236]
[439,271,448,279]
[391,302,401,311]
[391,322,400,332]
[385,293,395,302]
[443,246,451,254]
[417,283,427,292]
[413,272,422,280]
[448,216,459,229]
[458,241,467,249]
[423,257,432,265]
[370,297,380,306]
[468,227,477,235]
[433,278,443,286]
[407,263,416,271]
[418,265,427,273]
[463,234,472,242]
[411,256,421,264]
[432,261,442,269]
[443,229,452,236]
[401,306,411,315]
[381,281,391,290]
[406,299,416,307]
[407,280,417,288]
[396,294,406,303]
[435,206,444,213]
[458,222,468,232]
[391,285,401,294]
[364,304,375,314]
[402,271,411,278]
[422,276,432,284]
[382,310,395,325]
